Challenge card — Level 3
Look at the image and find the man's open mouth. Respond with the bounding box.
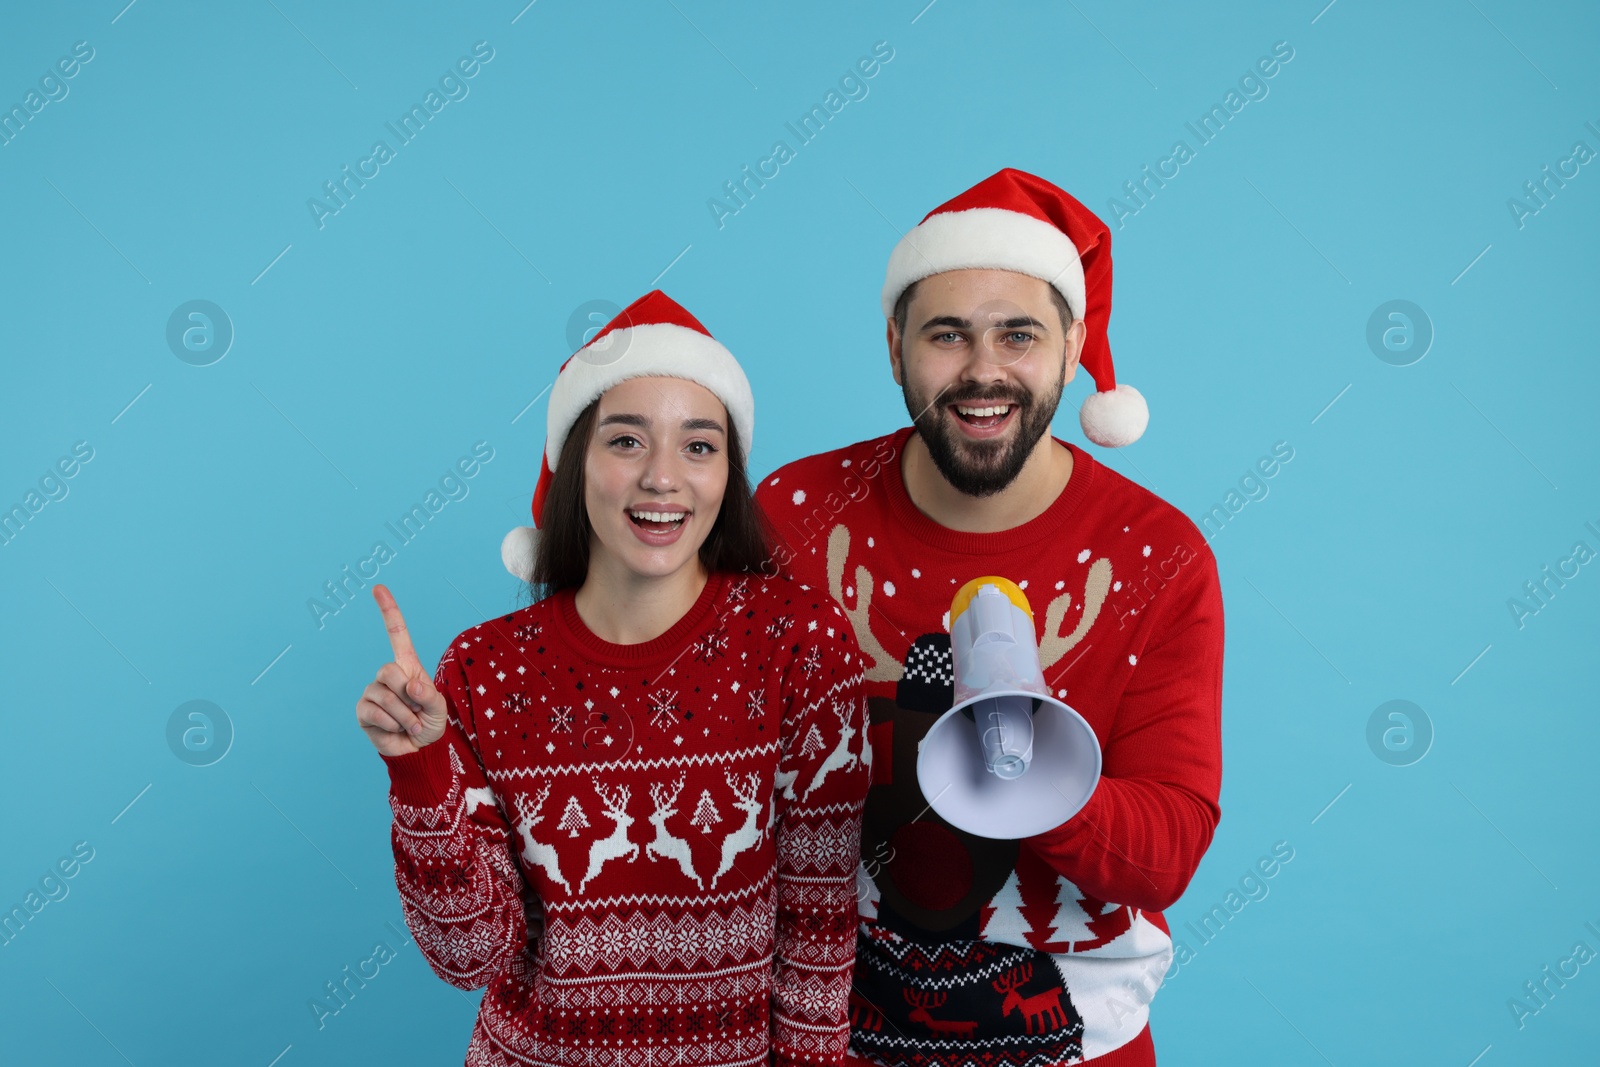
[950,402,1017,431]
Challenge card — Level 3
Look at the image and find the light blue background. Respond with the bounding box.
[2,1,1597,1064]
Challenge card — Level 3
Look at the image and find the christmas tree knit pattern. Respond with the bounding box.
[381,572,870,1067]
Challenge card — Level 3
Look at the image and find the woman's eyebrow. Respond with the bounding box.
[681,417,725,433]
[598,413,649,428]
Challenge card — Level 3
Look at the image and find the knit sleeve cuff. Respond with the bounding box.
[772,1024,853,1067]
[381,737,456,807]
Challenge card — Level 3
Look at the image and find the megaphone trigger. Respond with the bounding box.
[915,577,1103,840]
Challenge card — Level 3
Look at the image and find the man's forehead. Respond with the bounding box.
[915,268,1054,303]
[911,269,1058,321]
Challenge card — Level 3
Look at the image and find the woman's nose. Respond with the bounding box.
[639,452,681,492]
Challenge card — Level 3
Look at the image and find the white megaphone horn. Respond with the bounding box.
[915,576,1102,840]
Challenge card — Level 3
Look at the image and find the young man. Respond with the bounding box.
[755,169,1224,1066]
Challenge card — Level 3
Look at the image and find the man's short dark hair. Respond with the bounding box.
[892,276,1075,337]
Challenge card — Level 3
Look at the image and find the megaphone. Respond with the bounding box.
[916,576,1102,840]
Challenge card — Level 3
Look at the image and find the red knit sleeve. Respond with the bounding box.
[1023,544,1225,913]
[770,601,869,1067]
[380,647,535,989]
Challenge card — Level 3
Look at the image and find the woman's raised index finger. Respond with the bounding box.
[373,584,423,671]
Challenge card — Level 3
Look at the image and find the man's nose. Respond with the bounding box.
[964,332,1015,382]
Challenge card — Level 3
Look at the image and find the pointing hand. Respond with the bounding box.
[355,584,450,757]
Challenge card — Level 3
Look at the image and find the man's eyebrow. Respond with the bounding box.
[996,315,1050,331]
[919,314,1052,332]
[682,417,725,433]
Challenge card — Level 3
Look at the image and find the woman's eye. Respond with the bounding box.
[686,441,718,456]
[609,434,641,449]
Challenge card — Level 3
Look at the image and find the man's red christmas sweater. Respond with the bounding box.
[380,571,871,1067]
[755,427,1225,1067]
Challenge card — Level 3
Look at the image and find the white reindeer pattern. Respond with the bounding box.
[577,779,640,894]
[643,774,702,890]
[464,785,498,819]
[508,781,569,893]
[710,770,768,890]
[802,699,860,802]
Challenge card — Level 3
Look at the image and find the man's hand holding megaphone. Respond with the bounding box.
[355,584,450,758]
[915,576,1103,840]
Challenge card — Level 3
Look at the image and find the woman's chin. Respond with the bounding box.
[624,550,695,581]
[594,526,705,583]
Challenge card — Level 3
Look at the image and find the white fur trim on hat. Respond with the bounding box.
[502,525,538,582]
[881,207,1087,320]
[1079,383,1148,448]
[545,322,755,470]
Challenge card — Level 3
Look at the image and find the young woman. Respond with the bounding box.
[355,291,869,1067]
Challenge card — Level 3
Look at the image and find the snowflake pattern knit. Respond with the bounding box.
[756,428,1225,1067]
[381,571,870,1067]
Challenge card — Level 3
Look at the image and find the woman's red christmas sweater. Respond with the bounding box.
[381,570,871,1066]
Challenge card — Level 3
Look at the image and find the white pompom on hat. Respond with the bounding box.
[881,168,1148,447]
[501,290,754,582]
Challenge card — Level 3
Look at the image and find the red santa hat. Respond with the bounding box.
[881,168,1147,447]
[500,290,754,581]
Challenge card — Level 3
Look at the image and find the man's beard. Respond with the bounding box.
[902,377,1065,497]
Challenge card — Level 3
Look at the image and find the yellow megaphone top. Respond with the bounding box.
[950,575,1033,623]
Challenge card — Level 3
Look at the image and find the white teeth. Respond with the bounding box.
[630,510,687,523]
[956,404,1011,417]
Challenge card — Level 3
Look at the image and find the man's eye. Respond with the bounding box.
[934,332,962,343]
[1006,331,1035,344]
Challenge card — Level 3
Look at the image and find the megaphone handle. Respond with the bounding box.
[974,696,1033,779]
